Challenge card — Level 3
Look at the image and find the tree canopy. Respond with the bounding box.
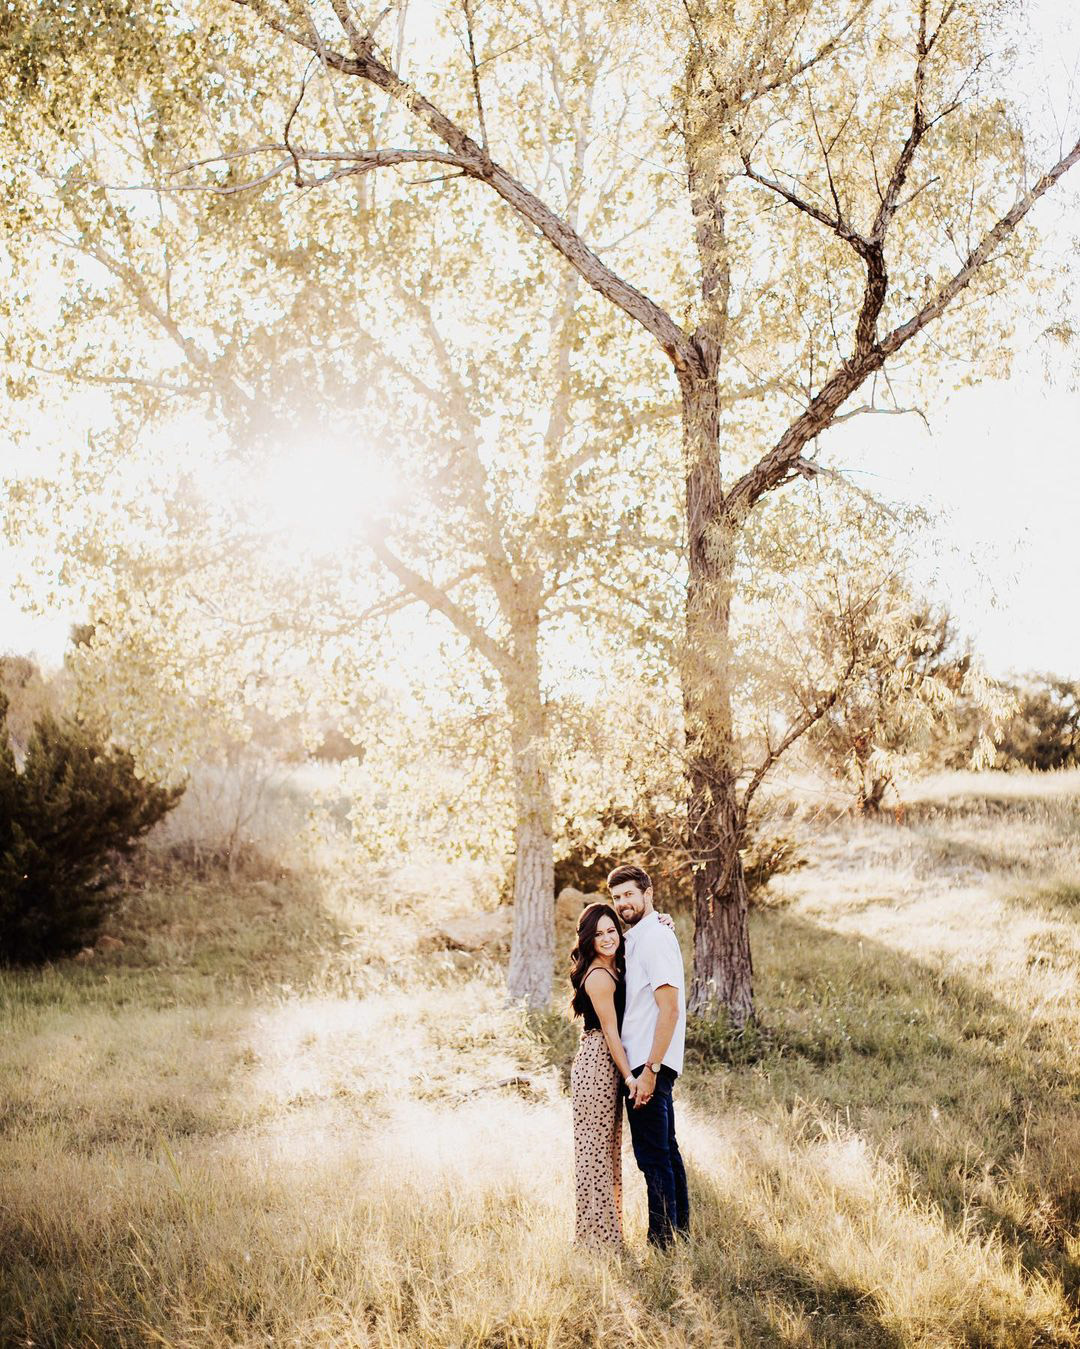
[2,0,1077,1016]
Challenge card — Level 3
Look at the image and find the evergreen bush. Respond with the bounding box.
[0,692,184,964]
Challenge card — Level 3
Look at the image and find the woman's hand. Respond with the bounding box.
[658,911,676,931]
[632,1066,656,1109]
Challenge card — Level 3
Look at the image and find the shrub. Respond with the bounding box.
[741,825,806,904]
[996,675,1080,771]
[554,806,803,909]
[553,805,691,905]
[0,692,184,964]
[809,602,1008,812]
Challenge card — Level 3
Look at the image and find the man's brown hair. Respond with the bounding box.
[606,863,652,894]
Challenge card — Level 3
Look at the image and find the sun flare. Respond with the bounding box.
[246,437,399,557]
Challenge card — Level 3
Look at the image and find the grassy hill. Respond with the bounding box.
[2,772,1078,1346]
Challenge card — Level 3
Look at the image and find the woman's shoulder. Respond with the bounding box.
[582,964,619,988]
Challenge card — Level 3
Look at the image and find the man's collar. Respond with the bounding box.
[626,910,659,945]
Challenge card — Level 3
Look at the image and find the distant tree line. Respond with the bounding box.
[1,609,1077,966]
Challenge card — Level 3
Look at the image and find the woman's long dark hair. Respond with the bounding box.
[568,902,625,1019]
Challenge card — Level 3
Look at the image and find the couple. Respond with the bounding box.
[569,863,689,1251]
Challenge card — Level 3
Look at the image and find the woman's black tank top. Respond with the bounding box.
[578,967,625,1032]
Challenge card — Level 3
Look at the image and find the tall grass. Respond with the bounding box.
[2,771,1078,1346]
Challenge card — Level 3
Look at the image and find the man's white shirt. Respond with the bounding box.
[621,911,686,1075]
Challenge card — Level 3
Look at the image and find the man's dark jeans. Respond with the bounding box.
[624,1065,690,1247]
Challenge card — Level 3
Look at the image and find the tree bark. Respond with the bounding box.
[688,815,753,1024]
[680,369,754,1025]
[504,648,555,1008]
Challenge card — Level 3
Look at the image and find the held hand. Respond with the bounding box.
[633,1067,656,1108]
[657,911,675,932]
[624,1074,638,1105]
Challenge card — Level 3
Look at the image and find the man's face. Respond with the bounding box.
[610,880,652,926]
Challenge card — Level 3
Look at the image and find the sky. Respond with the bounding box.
[2,0,1079,684]
[823,370,1080,680]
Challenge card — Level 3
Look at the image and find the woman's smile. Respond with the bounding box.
[593,916,620,956]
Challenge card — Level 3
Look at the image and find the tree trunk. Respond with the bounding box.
[504,663,555,1008]
[680,370,754,1026]
[859,772,891,814]
[687,771,755,1019]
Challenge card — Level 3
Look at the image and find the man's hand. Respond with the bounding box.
[633,1066,656,1108]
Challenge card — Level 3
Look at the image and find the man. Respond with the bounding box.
[608,862,689,1248]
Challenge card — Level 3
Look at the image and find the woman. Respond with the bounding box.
[569,902,638,1250]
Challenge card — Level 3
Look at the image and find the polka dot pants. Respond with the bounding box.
[571,1029,623,1249]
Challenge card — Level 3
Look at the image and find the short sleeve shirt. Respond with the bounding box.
[620,911,686,1075]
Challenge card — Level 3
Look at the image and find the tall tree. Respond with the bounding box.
[177,0,1080,1021]
[1,0,685,1005]
[5,0,1078,1019]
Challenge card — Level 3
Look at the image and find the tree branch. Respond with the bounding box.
[132,144,475,195]
[829,402,931,431]
[229,0,698,374]
[849,0,942,355]
[756,3,871,98]
[737,149,871,257]
[365,529,513,678]
[282,58,318,183]
[25,363,194,397]
[61,233,257,419]
[877,132,1080,360]
[462,0,489,153]
[327,0,388,61]
[738,651,857,824]
[724,129,1080,521]
[742,3,948,361]
[379,269,516,589]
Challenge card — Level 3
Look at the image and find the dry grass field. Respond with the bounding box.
[2,771,1079,1347]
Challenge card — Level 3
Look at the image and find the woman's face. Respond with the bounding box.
[593,914,620,959]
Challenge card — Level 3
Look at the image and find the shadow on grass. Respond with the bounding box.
[916,829,1043,876]
[900,786,1080,822]
[910,822,1080,942]
[909,800,1080,921]
[733,912,1080,1312]
[529,907,1080,1325]
[678,1163,906,1349]
[1009,878,1080,920]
